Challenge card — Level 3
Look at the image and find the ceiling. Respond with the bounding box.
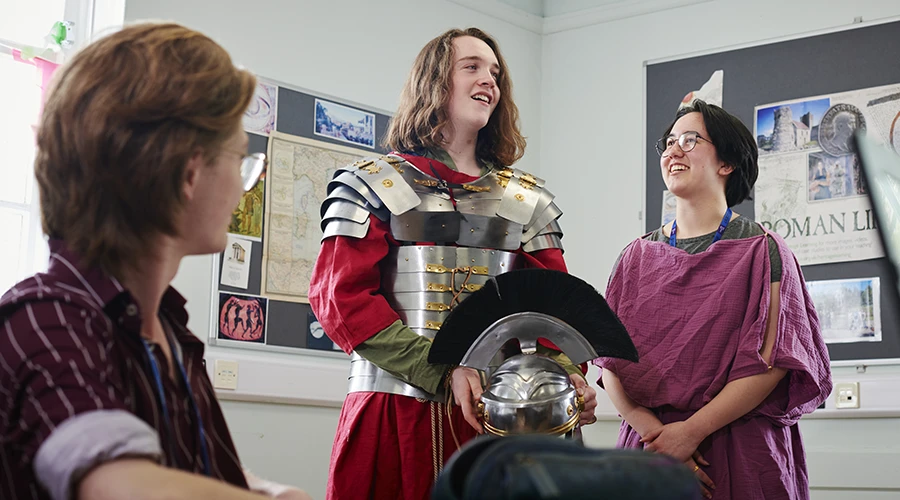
[497,0,626,18]
[448,0,713,34]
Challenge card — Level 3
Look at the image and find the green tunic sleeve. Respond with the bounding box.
[356,321,584,395]
[355,320,448,395]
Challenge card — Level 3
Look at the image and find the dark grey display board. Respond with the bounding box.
[212,81,392,355]
[644,20,900,364]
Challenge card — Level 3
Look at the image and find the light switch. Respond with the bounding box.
[834,382,860,409]
[214,360,239,390]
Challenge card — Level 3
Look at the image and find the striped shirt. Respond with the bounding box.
[0,241,248,499]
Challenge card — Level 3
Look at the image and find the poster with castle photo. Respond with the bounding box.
[753,83,900,266]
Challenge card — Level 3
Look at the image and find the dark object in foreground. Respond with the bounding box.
[432,435,702,500]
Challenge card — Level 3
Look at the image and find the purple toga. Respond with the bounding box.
[595,230,831,499]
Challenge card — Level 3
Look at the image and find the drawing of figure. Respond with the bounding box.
[810,160,832,200]
[232,304,245,335]
[830,162,846,198]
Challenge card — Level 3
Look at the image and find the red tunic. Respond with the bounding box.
[309,154,567,500]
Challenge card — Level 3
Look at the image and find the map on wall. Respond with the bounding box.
[261,132,370,303]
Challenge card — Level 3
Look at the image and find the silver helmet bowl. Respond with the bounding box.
[478,354,584,436]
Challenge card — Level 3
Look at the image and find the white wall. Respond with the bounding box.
[126,0,543,174]
[541,1,900,498]
[124,1,544,498]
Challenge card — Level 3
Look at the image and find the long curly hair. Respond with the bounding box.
[384,28,526,167]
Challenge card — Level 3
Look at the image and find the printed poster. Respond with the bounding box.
[754,83,900,265]
[221,235,252,289]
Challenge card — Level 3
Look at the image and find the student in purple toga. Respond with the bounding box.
[594,100,832,499]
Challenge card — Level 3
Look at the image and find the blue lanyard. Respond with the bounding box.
[669,207,733,247]
[141,333,212,476]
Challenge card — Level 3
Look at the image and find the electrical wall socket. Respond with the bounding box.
[213,360,239,390]
[835,382,860,409]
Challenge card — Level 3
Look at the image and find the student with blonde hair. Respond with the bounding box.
[0,22,307,500]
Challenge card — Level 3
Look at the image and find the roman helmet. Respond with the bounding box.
[428,269,639,437]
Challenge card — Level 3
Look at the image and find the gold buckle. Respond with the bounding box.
[380,156,405,173]
[496,168,513,188]
[425,264,488,276]
[425,302,450,312]
[462,184,491,193]
[426,282,482,293]
[424,320,442,330]
[426,264,451,273]
[519,173,537,190]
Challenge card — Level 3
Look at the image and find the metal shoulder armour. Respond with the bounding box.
[495,168,547,225]
[522,206,564,253]
[520,183,563,253]
[449,167,561,251]
[320,155,422,240]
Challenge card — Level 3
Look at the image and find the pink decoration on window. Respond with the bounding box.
[11,49,60,116]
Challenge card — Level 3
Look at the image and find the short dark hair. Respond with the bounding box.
[662,99,758,207]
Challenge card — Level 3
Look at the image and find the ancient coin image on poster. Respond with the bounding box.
[819,103,866,156]
[218,293,267,343]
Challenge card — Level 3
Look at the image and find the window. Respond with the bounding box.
[0,48,55,292]
[0,1,68,49]
[0,0,124,292]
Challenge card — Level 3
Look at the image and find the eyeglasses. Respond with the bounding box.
[222,149,268,191]
[239,152,267,192]
[655,132,711,156]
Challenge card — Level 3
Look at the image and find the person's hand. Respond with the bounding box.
[640,421,704,463]
[684,451,715,499]
[450,366,484,433]
[569,374,598,426]
[244,469,312,499]
[274,488,313,500]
